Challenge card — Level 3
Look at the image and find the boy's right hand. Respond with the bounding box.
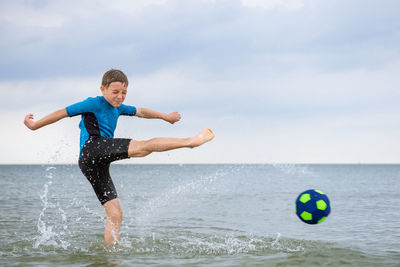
[23,109,67,131]
[24,114,37,130]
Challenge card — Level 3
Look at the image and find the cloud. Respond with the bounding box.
[241,0,304,9]
[0,76,99,111]
[1,0,399,163]
[2,0,398,80]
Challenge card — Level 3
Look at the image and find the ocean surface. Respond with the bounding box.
[0,164,399,266]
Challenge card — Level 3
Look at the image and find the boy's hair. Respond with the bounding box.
[102,69,129,88]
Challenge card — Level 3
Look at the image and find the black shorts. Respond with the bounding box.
[78,136,131,205]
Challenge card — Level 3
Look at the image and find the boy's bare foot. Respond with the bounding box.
[189,128,215,148]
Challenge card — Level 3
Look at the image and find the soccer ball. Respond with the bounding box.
[295,189,331,224]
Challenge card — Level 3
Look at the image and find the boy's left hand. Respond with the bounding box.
[165,112,181,124]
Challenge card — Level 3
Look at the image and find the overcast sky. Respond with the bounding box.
[1,0,399,164]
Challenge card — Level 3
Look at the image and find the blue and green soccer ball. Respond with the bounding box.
[295,189,331,224]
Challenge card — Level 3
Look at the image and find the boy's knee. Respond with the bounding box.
[108,207,123,222]
[104,199,123,222]
[128,140,151,157]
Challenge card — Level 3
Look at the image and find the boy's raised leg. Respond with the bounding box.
[128,128,214,158]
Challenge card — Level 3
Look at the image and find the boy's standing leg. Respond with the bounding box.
[103,199,123,244]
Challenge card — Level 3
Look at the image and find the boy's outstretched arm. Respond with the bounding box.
[24,108,68,131]
[135,108,181,124]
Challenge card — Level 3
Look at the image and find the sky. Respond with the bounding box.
[0,0,399,164]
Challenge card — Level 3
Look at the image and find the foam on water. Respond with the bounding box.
[99,230,309,258]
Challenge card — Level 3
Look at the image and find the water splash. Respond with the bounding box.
[34,166,70,249]
[134,169,229,227]
[272,163,315,177]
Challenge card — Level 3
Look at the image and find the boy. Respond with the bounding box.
[24,69,214,244]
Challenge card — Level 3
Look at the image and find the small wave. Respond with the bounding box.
[4,223,396,267]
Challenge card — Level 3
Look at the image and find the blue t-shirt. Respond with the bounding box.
[66,96,137,152]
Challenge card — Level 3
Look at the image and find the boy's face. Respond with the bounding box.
[101,82,127,107]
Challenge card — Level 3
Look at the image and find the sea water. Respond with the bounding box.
[0,164,399,266]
